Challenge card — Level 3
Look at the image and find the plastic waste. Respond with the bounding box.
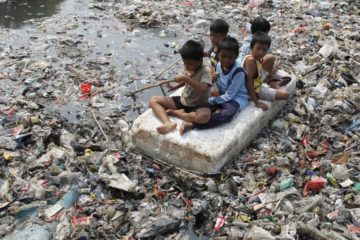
[0,137,17,150]
[100,173,139,192]
[245,226,276,240]
[45,188,80,218]
[320,1,333,10]
[0,0,358,239]
[248,0,265,8]
[303,178,327,196]
[319,38,339,58]
[326,173,338,188]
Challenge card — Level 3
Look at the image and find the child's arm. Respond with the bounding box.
[166,81,185,92]
[175,74,210,94]
[208,71,244,105]
[244,58,268,111]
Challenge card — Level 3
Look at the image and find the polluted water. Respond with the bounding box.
[0,0,359,239]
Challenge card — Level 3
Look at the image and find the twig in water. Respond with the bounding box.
[91,109,109,142]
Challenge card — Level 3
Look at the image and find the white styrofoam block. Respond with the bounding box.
[131,71,296,173]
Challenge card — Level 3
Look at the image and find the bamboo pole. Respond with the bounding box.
[127,79,176,95]
[124,58,181,85]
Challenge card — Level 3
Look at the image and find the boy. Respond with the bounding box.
[149,40,212,135]
[206,19,229,97]
[206,19,229,69]
[238,17,275,83]
[168,37,249,134]
[242,32,289,111]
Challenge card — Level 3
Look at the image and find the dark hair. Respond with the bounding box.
[180,40,204,60]
[250,32,271,49]
[251,17,271,34]
[218,36,239,55]
[210,19,229,35]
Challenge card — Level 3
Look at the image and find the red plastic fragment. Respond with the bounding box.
[303,178,327,196]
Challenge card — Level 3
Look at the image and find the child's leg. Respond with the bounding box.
[192,101,239,130]
[275,89,289,100]
[268,80,281,89]
[259,86,289,101]
[178,108,211,135]
[167,107,210,124]
[262,54,276,74]
[149,96,177,134]
[259,85,276,102]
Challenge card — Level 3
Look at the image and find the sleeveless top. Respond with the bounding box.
[242,55,263,93]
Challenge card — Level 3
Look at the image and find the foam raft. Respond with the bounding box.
[131,71,296,173]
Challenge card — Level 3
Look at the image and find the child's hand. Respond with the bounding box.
[212,73,219,83]
[174,74,188,83]
[166,82,176,91]
[255,101,268,111]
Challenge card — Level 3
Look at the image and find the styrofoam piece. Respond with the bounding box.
[131,71,296,173]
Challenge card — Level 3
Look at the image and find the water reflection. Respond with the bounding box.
[0,0,65,29]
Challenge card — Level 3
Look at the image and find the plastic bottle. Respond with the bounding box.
[326,173,338,188]
[270,178,294,192]
[279,178,294,191]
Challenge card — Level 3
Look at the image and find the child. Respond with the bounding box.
[206,19,229,69]
[206,19,229,97]
[169,37,249,134]
[149,40,212,135]
[242,32,289,111]
[238,17,275,83]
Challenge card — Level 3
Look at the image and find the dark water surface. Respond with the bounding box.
[0,0,66,28]
[0,0,185,122]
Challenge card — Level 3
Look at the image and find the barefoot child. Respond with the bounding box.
[242,32,289,111]
[205,19,229,97]
[239,17,288,88]
[149,40,212,135]
[206,19,229,69]
[171,37,249,134]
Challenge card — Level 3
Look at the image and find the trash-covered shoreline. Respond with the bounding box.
[0,0,359,239]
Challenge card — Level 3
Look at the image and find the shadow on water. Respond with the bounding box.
[0,0,65,29]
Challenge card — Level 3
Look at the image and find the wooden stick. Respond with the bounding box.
[91,109,109,142]
[128,79,176,95]
[153,58,182,80]
[124,58,181,85]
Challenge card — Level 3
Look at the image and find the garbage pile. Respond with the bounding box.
[0,0,359,239]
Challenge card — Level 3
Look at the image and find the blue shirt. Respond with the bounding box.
[209,60,249,110]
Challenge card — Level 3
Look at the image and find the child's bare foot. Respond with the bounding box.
[179,121,193,135]
[166,109,185,117]
[156,122,177,134]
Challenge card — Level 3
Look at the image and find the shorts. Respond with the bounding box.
[171,96,209,113]
[258,85,277,102]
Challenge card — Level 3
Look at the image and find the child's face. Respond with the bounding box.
[183,59,202,72]
[219,49,238,71]
[251,42,269,60]
[210,32,226,46]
